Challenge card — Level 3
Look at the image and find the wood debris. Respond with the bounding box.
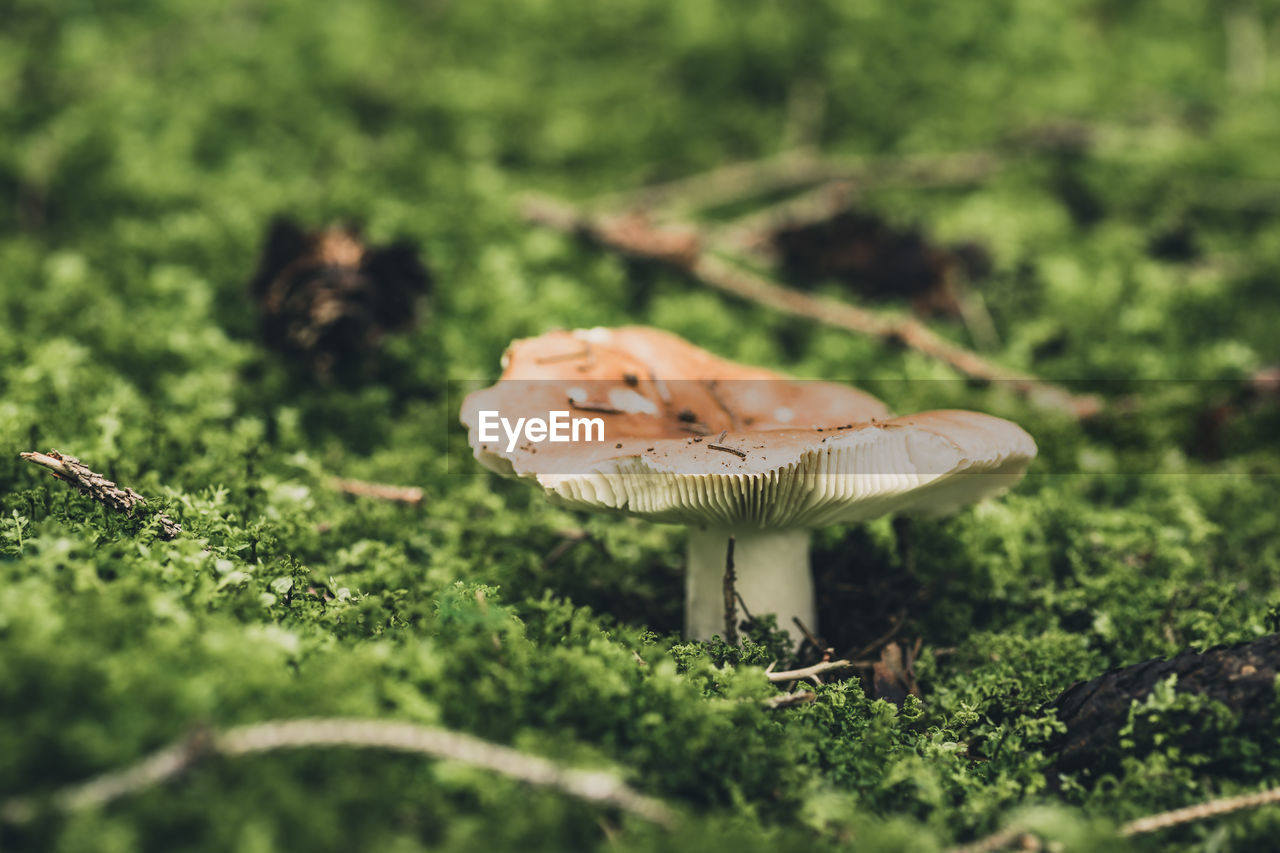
[20,450,181,540]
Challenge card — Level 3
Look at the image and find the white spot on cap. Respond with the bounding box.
[576,327,613,344]
[608,388,658,415]
[567,387,587,402]
[774,407,795,423]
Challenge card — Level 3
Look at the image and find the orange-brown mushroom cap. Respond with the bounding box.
[460,326,1036,527]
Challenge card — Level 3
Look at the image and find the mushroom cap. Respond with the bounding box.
[461,326,1036,528]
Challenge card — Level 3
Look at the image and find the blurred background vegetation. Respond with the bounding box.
[2,0,1280,850]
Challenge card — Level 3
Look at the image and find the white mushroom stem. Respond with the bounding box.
[685,527,814,646]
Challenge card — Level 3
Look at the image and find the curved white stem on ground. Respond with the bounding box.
[685,527,814,646]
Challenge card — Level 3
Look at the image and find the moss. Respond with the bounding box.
[3,0,1280,850]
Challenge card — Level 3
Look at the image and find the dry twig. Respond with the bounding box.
[722,536,739,645]
[790,617,826,656]
[712,179,855,257]
[20,450,181,540]
[330,477,425,504]
[699,252,1096,417]
[543,528,590,568]
[945,827,1043,853]
[591,150,998,216]
[521,195,1100,419]
[945,784,1280,852]
[0,718,675,828]
[849,609,909,662]
[765,659,854,685]
[762,691,817,710]
[1119,785,1280,836]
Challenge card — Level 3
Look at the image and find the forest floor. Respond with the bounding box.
[2,1,1280,850]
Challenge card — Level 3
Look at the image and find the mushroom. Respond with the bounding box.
[461,326,1036,646]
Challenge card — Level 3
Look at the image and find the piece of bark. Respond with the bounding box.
[1046,634,1280,776]
[20,450,181,540]
[871,639,923,706]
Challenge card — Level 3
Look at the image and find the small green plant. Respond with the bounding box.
[1266,602,1280,634]
[1,511,29,557]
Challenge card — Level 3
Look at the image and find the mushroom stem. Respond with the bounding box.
[685,527,814,646]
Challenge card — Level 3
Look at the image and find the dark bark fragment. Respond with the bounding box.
[20,450,182,540]
[1046,633,1280,776]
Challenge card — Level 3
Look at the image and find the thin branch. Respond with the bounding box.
[1120,785,1280,836]
[543,528,589,568]
[945,784,1280,853]
[722,536,739,646]
[711,179,855,258]
[765,659,854,684]
[1,733,214,825]
[690,254,1099,418]
[945,828,1042,853]
[850,609,907,661]
[707,444,748,459]
[790,616,825,653]
[780,79,826,152]
[591,150,998,216]
[521,195,1100,419]
[0,718,675,829]
[591,152,827,214]
[762,691,817,710]
[330,477,424,505]
[20,450,182,540]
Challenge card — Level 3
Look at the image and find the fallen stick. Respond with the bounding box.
[330,477,425,505]
[0,718,675,828]
[591,150,998,216]
[765,659,855,685]
[762,691,817,710]
[20,450,182,540]
[945,827,1042,853]
[522,196,1100,419]
[1119,785,1280,836]
[542,528,589,568]
[722,536,739,646]
[710,179,856,258]
[946,784,1280,852]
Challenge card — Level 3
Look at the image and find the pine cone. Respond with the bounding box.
[249,218,431,376]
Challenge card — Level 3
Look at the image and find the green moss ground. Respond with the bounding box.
[3,1,1280,850]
